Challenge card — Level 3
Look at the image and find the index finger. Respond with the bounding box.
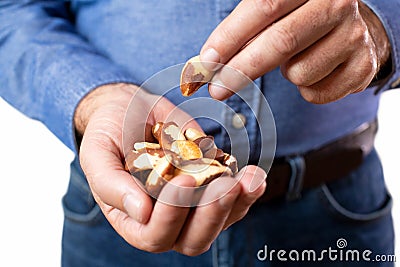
[200,0,307,67]
[208,0,341,100]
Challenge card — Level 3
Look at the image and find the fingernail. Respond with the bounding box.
[200,48,221,71]
[123,194,144,223]
[248,170,267,193]
[208,80,231,100]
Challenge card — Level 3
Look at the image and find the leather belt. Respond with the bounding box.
[257,119,378,203]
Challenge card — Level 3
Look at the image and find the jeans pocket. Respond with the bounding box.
[62,158,102,225]
[319,149,393,222]
[321,184,392,222]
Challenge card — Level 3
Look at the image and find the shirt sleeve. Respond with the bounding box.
[0,1,140,153]
[362,0,400,92]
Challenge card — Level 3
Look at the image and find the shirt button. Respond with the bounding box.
[232,113,247,129]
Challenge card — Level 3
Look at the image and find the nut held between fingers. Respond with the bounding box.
[180,55,216,96]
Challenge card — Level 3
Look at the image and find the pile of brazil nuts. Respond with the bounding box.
[125,121,238,196]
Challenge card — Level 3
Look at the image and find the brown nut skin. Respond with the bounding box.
[145,155,176,197]
[192,136,216,153]
[222,153,238,175]
[174,158,233,186]
[133,142,161,151]
[151,122,164,142]
[130,169,152,185]
[180,55,215,97]
[152,121,185,150]
[203,148,225,163]
[129,121,238,194]
[124,149,165,173]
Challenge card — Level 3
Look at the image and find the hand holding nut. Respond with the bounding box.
[78,83,267,256]
[125,121,238,197]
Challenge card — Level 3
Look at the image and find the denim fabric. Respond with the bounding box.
[0,1,400,155]
[62,149,394,267]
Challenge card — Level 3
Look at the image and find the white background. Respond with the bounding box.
[0,91,399,266]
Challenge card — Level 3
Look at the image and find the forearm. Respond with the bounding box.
[0,1,139,152]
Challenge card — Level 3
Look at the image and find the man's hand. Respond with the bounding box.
[74,83,267,255]
[201,0,390,103]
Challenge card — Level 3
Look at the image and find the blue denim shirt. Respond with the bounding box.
[0,0,399,158]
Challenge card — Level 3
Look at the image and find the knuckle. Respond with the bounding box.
[332,0,357,17]
[282,61,312,86]
[235,209,250,222]
[269,26,298,58]
[246,49,264,70]
[140,239,173,253]
[353,54,377,85]
[349,22,368,44]
[254,0,281,17]
[298,86,328,104]
[137,227,173,253]
[229,207,250,224]
[219,26,241,51]
[364,54,378,76]
[178,244,211,256]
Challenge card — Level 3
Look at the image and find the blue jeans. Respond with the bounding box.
[62,149,394,266]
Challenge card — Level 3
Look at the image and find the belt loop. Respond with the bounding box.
[286,155,306,201]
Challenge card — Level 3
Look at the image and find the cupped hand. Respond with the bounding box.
[201,0,390,103]
[75,83,267,255]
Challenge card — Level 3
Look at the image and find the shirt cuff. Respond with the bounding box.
[41,50,140,154]
[362,0,400,92]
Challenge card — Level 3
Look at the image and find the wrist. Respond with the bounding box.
[74,83,140,136]
[359,1,391,73]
